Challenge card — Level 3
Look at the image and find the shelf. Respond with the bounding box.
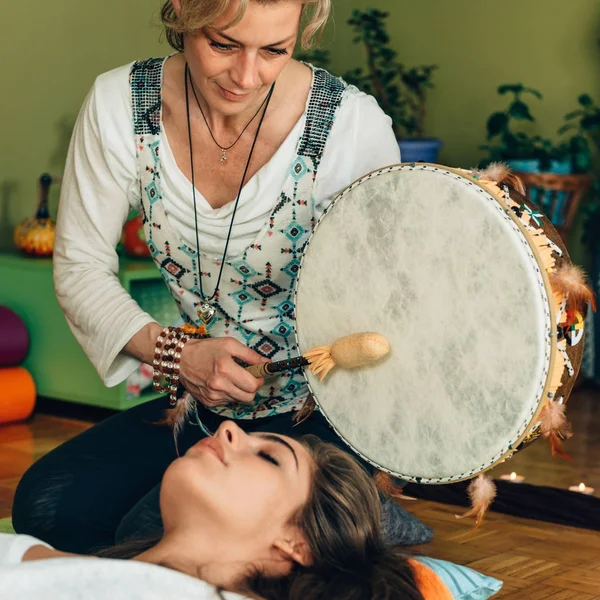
[0,251,179,410]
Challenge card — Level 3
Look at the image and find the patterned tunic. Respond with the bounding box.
[130,57,346,419]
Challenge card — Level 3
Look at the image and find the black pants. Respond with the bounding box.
[12,397,363,554]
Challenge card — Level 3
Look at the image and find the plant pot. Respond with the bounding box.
[506,159,572,175]
[506,159,573,228]
[398,138,443,164]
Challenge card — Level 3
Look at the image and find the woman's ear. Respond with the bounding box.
[171,0,182,17]
[273,536,312,568]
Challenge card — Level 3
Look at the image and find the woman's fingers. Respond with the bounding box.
[226,338,269,367]
[179,337,267,406]
[208,366,265,402]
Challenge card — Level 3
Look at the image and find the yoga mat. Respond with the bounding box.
[0,307,30,366]
[0,367,36,424]
[403,479,600,531]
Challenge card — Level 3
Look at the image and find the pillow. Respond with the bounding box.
[415,556,503,599]
[381,499,435,546]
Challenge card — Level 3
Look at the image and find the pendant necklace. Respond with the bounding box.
[184,63,275,325]
[189,67,271,164]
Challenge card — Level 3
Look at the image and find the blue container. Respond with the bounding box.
[507,159,573,228]
[398,138,443,164]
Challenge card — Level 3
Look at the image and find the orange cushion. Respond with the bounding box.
[409,558,454,600]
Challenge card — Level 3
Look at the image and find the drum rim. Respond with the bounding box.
[294,162,558,484]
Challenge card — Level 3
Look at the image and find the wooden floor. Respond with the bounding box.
[411,501,600,598]
[1,387,599,597]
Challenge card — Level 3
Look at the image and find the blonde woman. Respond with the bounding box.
[6,424,449,599]
[13,0,418,553]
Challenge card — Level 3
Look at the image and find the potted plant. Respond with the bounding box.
[559,93,600,173]
[482,83,572,174]
[298,9,441,163]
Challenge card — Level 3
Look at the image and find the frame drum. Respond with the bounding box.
[294,164,583,483]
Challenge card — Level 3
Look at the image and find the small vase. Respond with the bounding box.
[13,174,56,257]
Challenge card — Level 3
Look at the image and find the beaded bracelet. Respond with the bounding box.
[152,326,173,393]
[169,333,191,406]
[161,328,177,378]
[152,323,210,404]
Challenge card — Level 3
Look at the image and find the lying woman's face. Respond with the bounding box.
[160,421,313,554]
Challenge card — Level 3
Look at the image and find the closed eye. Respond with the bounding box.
[265,47,288,56]
[210,41,236,52]
[209,39,287,57]
[258,450,280,467]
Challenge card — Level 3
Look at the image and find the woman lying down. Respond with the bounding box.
[0,422,451,600]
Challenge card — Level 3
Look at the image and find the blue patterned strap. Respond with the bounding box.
[297,68,346,162]
[130,58,164,136]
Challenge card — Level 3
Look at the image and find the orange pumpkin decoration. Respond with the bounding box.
[14,174,56,257]
[122,213,150,257]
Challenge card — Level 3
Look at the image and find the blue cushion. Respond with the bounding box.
[415,556,503,599]
[381,499,434,546]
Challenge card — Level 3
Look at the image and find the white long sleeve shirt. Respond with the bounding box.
[0,533,247,600]
[54,60,401,387]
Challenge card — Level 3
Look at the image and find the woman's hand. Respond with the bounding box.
[178,337,269,407]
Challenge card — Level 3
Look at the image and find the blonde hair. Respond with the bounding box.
[161,0,330,52]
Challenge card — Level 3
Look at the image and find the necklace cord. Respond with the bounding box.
[184,63,275,303]
[189,70,271,152]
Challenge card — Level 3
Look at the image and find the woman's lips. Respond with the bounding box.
[217,84,249,102]
[195,437,227,465]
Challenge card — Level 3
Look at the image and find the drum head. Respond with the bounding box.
[294,165,553,483]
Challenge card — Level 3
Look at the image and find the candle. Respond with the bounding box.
[568,482,595,495]
[499,472,525,483]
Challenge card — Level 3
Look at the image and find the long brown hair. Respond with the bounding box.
[99,435,424,600]
[245,436,425,599]
[160,0,330,52]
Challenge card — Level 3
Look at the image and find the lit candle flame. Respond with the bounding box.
[510,472,517,481]
[579,483,586,492]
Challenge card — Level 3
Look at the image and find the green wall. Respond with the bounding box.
[326,0,600,168]
[325,0,600,261]
[2,0,599,257]
[0,0,167,248]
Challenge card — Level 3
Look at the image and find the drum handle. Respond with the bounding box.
[246,356,310,378]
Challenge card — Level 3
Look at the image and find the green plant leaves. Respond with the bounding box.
[509,101,535,121]
[498,84,524,95]
[558,123,578,134]
[486,112,509,138]
[564,109,586,121]
[344,8,436,138]
[523,87,543,100]
[582,113,600,131]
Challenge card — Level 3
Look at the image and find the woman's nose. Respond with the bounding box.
[217,420,244,448]
[230,52,258,90]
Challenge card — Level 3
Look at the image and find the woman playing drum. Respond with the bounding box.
[12,0,410,553]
